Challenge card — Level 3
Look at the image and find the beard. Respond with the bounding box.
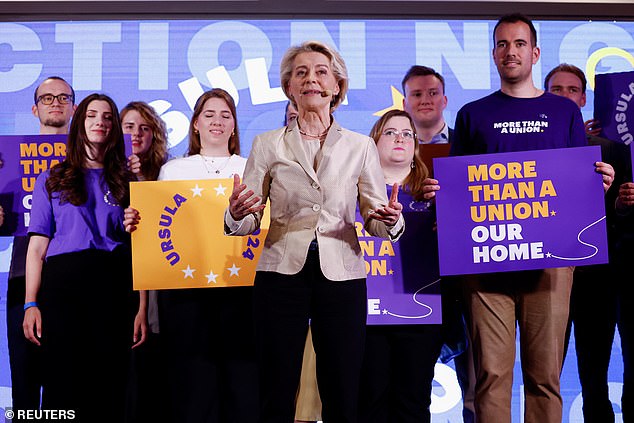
[42,115,67,128]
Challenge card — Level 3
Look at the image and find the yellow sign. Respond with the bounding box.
[130,178,269,290]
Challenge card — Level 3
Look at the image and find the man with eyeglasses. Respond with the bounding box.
[402,65,453,144]
[31,77,76,133]
[7,76,76,414]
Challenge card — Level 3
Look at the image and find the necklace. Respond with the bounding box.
[201,155,232,174]
[103,190,119,207]
[297,121,330,139]
[299,128,328,138]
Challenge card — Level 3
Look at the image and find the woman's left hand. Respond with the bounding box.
[124,207,141,233]
[132,309,148,349]
[370,183,403,226]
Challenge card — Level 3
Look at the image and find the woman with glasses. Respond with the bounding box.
[358,109,445,423]
[22,93,145,422]
[226,41,404,422]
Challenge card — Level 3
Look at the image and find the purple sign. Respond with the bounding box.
[0,134,67,236]
[594,70,634,145]
[360,187,442,325]
[434,146,608,276]
[0,134,133,236]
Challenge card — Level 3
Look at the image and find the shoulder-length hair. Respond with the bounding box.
[280,40,349,112]
[46,93,129,206]
[369,109,429,201]
[187,88,240,156]
[121,101,168,181]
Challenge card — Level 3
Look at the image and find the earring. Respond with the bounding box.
[410,160,415,169]
[194,129,199,134]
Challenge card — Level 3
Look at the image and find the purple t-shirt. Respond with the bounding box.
[451,90,587,156]
[28,168,127,258]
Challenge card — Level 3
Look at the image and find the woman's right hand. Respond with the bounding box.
[124,207,141,233]
[229,174,266,221]
[128,154,141,175]
[23,306,42,346]
[128,154,147,181]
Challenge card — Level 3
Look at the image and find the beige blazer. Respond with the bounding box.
[227,119,403,281]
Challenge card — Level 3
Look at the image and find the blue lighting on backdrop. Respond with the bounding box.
[0,18,631,422]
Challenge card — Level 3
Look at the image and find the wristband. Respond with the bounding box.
[24,301,38,311]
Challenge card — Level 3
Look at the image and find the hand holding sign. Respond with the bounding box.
[617,182,634,209]
[228,174,266,221]
[584,118,602,137]
[127,154,144,181]
[124,207,141,233]
[369,183,402,226]
[422,177,440,201]
[594,161,615,193]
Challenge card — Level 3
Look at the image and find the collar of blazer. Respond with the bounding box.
[285,117,342,181]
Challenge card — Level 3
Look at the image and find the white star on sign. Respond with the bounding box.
[182,265,195,278]
[191,184,204,197]
[227,263,241,277]
[205,270,218,284]
[214,183,228,196]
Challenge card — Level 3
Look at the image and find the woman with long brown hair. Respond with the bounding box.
[23,93,146,422]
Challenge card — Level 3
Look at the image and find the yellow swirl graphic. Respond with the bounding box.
[586,47,634,91]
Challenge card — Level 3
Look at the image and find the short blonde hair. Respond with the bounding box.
[280,41,349,111]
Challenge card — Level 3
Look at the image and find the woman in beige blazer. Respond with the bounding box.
[225,41,404,423]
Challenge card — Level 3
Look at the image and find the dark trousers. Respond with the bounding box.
[38,248,135,423]
[6,236,42,414]
[158,286,259,423]
[7,276,43,413]
[125,333,169,423]
[254,250,367,423]
[358,324,444,423]
[568,262,633,423]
